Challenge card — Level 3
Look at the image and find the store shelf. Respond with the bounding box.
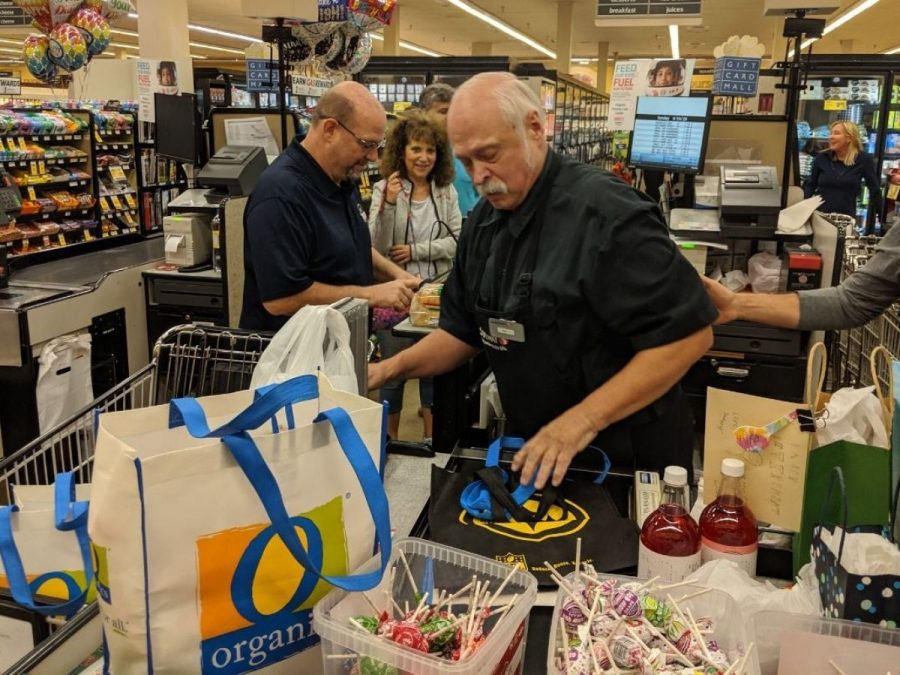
[96,129,133,137]
[96,142,133,152]
[17,177,91,190]
[142,180,188,190]
[1,156,88,167]
[16,207,95,221]
[2,133,84,142]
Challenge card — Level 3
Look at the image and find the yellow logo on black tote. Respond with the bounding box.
[458,497,589,543]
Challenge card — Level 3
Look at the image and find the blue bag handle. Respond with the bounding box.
[172,377,391,593]
[460,437,534,519]
[0,472,93,618]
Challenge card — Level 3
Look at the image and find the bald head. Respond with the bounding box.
[313,80,385,129]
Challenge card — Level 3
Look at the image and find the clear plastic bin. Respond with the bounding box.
[752,610,900,674]
[546,572,761,675]
[314,537,538,675]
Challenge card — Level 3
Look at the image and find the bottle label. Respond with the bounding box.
[637,542,701,583]
[700,537,758,576]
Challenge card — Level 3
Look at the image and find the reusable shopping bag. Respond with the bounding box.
[88,373,389,674]
[428,437,639,587]
[35,333,93,434]
[811,467,900,625]
[0,472,93,618]
[793,346,893,575]
[249,305,357,393]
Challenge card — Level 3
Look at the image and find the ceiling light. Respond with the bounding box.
[444,0,555,59]
[126,12,263,43]
[788,0,879,58]
[110,41,139,51]
[0,47,20,55]
[884,45,900,54]
[189,42,246,55]
[368,32,443,57]
[669,25,680,59]
[0,37,22,46]
[111,28,138,38]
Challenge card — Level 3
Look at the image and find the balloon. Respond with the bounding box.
[347,11,382,33]
[23,33,57,82]
[284,38,312,66]
[82,0,133,21]
[346,32,372,75]
[12,0,53,33]
[291,20,339,43]
[49,0,81,26]
[315,30,343,63]
[70,8,111,56]
[47,22,87,72]
[326,24,361,72]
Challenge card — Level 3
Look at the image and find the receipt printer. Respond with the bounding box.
[719,165,781,236]
[163,213,212,267]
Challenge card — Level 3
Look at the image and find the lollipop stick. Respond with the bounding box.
[432,579,475,613]
[574,537,582,585]
[398,549,419,596]
[361,592,382,616]
[685,607,714,663]
[597,638,621,675]
[348,617,371,634]
[544,561,591,616]
[675,588,712,604]
[638,616,694,668]
[637,575,660,591]
[488,563,520,608]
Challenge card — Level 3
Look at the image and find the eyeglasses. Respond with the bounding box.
[333,119,385,152]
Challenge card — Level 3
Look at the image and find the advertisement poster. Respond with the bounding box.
[609,58,696,131]
[137,59,182,123]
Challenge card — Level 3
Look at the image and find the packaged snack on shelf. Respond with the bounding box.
[410,282,443,328]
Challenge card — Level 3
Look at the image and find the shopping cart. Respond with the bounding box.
[0,323,273,506]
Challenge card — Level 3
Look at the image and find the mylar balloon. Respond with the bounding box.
[326,24,361,72]
[346,31,372,75]
[284,38,313,66]
[23,33,57,82]
[315,31,343,64]
[82,0,133,21]
[13,0,53,33]
[70,8,111,56]
[291,20,339,43]
[47,22,88,72]
[49,0,81,26]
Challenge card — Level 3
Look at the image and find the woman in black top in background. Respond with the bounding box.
[804,120,883,234]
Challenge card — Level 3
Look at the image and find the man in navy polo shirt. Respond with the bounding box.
[240,81,419,331]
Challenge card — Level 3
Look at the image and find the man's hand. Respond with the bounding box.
[384,171,404,205]
[366,278,419,310]
[702,276,739,325]
[389,244,412,266]
[510,406,598,489]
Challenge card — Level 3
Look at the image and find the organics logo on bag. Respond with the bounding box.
[197,497,347,674]
[0,569,95,603]
[458,496,590,543]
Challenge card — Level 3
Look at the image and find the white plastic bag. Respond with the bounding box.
[748,251,782,293]
[36,334,93,434]
[817,386,890,449]
[250,305,358,393]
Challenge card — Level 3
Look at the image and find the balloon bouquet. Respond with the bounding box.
[289,0,396,75]
[16,0,135,84]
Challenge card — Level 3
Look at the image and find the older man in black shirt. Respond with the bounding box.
[369,72,716,489]
[241,81,419,331]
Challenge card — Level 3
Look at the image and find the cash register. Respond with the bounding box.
[197,145,267,197]
[719,165,781,237]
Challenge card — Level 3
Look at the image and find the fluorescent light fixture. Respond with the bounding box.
[111,28,139,37]
[444,0,555,59]
[110,41,138,51]
[0,47,20,55]
[789,0,880,57]
[189,42,246,55]
[368,32,443,57]
[884,45,900,54]
[669,24,680,59]
[126,12,263,43]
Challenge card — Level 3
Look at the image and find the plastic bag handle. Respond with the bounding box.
[805,342,827,409]
[819,466,849,563]
[869,346,894,435]
[0,472,92,618]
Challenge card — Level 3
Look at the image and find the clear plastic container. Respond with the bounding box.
[752,610,900,675]
[314,537,538,675]
[546,572,761,675]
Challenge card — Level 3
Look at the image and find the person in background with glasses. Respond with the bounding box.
[419,82,480,220]
[368,110,462,445]
[241,81,420,331]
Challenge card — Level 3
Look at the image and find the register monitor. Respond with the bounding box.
[627,96,712,174]
[197,145,267,196]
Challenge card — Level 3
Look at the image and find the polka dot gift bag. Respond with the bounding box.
[811,467,900,627]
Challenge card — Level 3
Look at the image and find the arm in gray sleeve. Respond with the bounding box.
[798,225,900,330]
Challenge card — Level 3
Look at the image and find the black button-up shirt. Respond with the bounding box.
[440,149,717,410]
[240,135,373,331]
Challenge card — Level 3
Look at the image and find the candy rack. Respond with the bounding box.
[92,108,142,238]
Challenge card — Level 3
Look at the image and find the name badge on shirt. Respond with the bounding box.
[488,318,525,343]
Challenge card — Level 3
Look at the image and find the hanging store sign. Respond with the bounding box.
[712,57,761,97]
[596,0,702,25]
[0,77,20,95]
[291,74,333,97]
[823,99,847,111]
[0,0,32,28]
[246,59,280,93]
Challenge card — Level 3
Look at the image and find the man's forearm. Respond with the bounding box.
[576,327,713,433]
[372,248,409,281]
[732,292,800,328]
[382,329,479,380]
[263,281,372,316]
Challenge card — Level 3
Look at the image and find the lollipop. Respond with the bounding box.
[23,33,57,82]
[47,22,87,72]
[641,595,672,628]
[69,8,110,56]
[612,588,643,619]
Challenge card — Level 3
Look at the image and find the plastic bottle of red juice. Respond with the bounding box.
[637,465,701,582]
[699,458,758,575]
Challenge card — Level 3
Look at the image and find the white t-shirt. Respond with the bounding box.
[406,196,438,279]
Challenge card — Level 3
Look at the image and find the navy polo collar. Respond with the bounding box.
[287,134,349,198]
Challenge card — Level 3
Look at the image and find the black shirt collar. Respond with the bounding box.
[477,147,557,238]
[287,133,347,198]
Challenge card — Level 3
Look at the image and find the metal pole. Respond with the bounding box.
[277,17,288,149]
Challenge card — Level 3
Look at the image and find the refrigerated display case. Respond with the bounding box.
[795,55,900,234]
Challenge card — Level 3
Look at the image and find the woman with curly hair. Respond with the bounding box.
[368,110,462,444]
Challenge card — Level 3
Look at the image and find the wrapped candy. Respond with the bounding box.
[560,598,587,627]
[47,22,87,72]
[612,588,642,619]
[353,615,379,634]
[358,656,398,675]
[421,617,456,649]
[611,635,644,669]
[641,595,672,628]
[385,621,428,653]
[589,611,618,639]
[563,645,592,675]
[69,8,110,57]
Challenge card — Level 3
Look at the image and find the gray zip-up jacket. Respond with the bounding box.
[798,224,900,330]
[368,177,462,277]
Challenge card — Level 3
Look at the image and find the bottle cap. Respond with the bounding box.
[663,465,688,487]
[721,458,745,478]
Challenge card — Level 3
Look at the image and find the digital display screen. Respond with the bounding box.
[627,96,712,174]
